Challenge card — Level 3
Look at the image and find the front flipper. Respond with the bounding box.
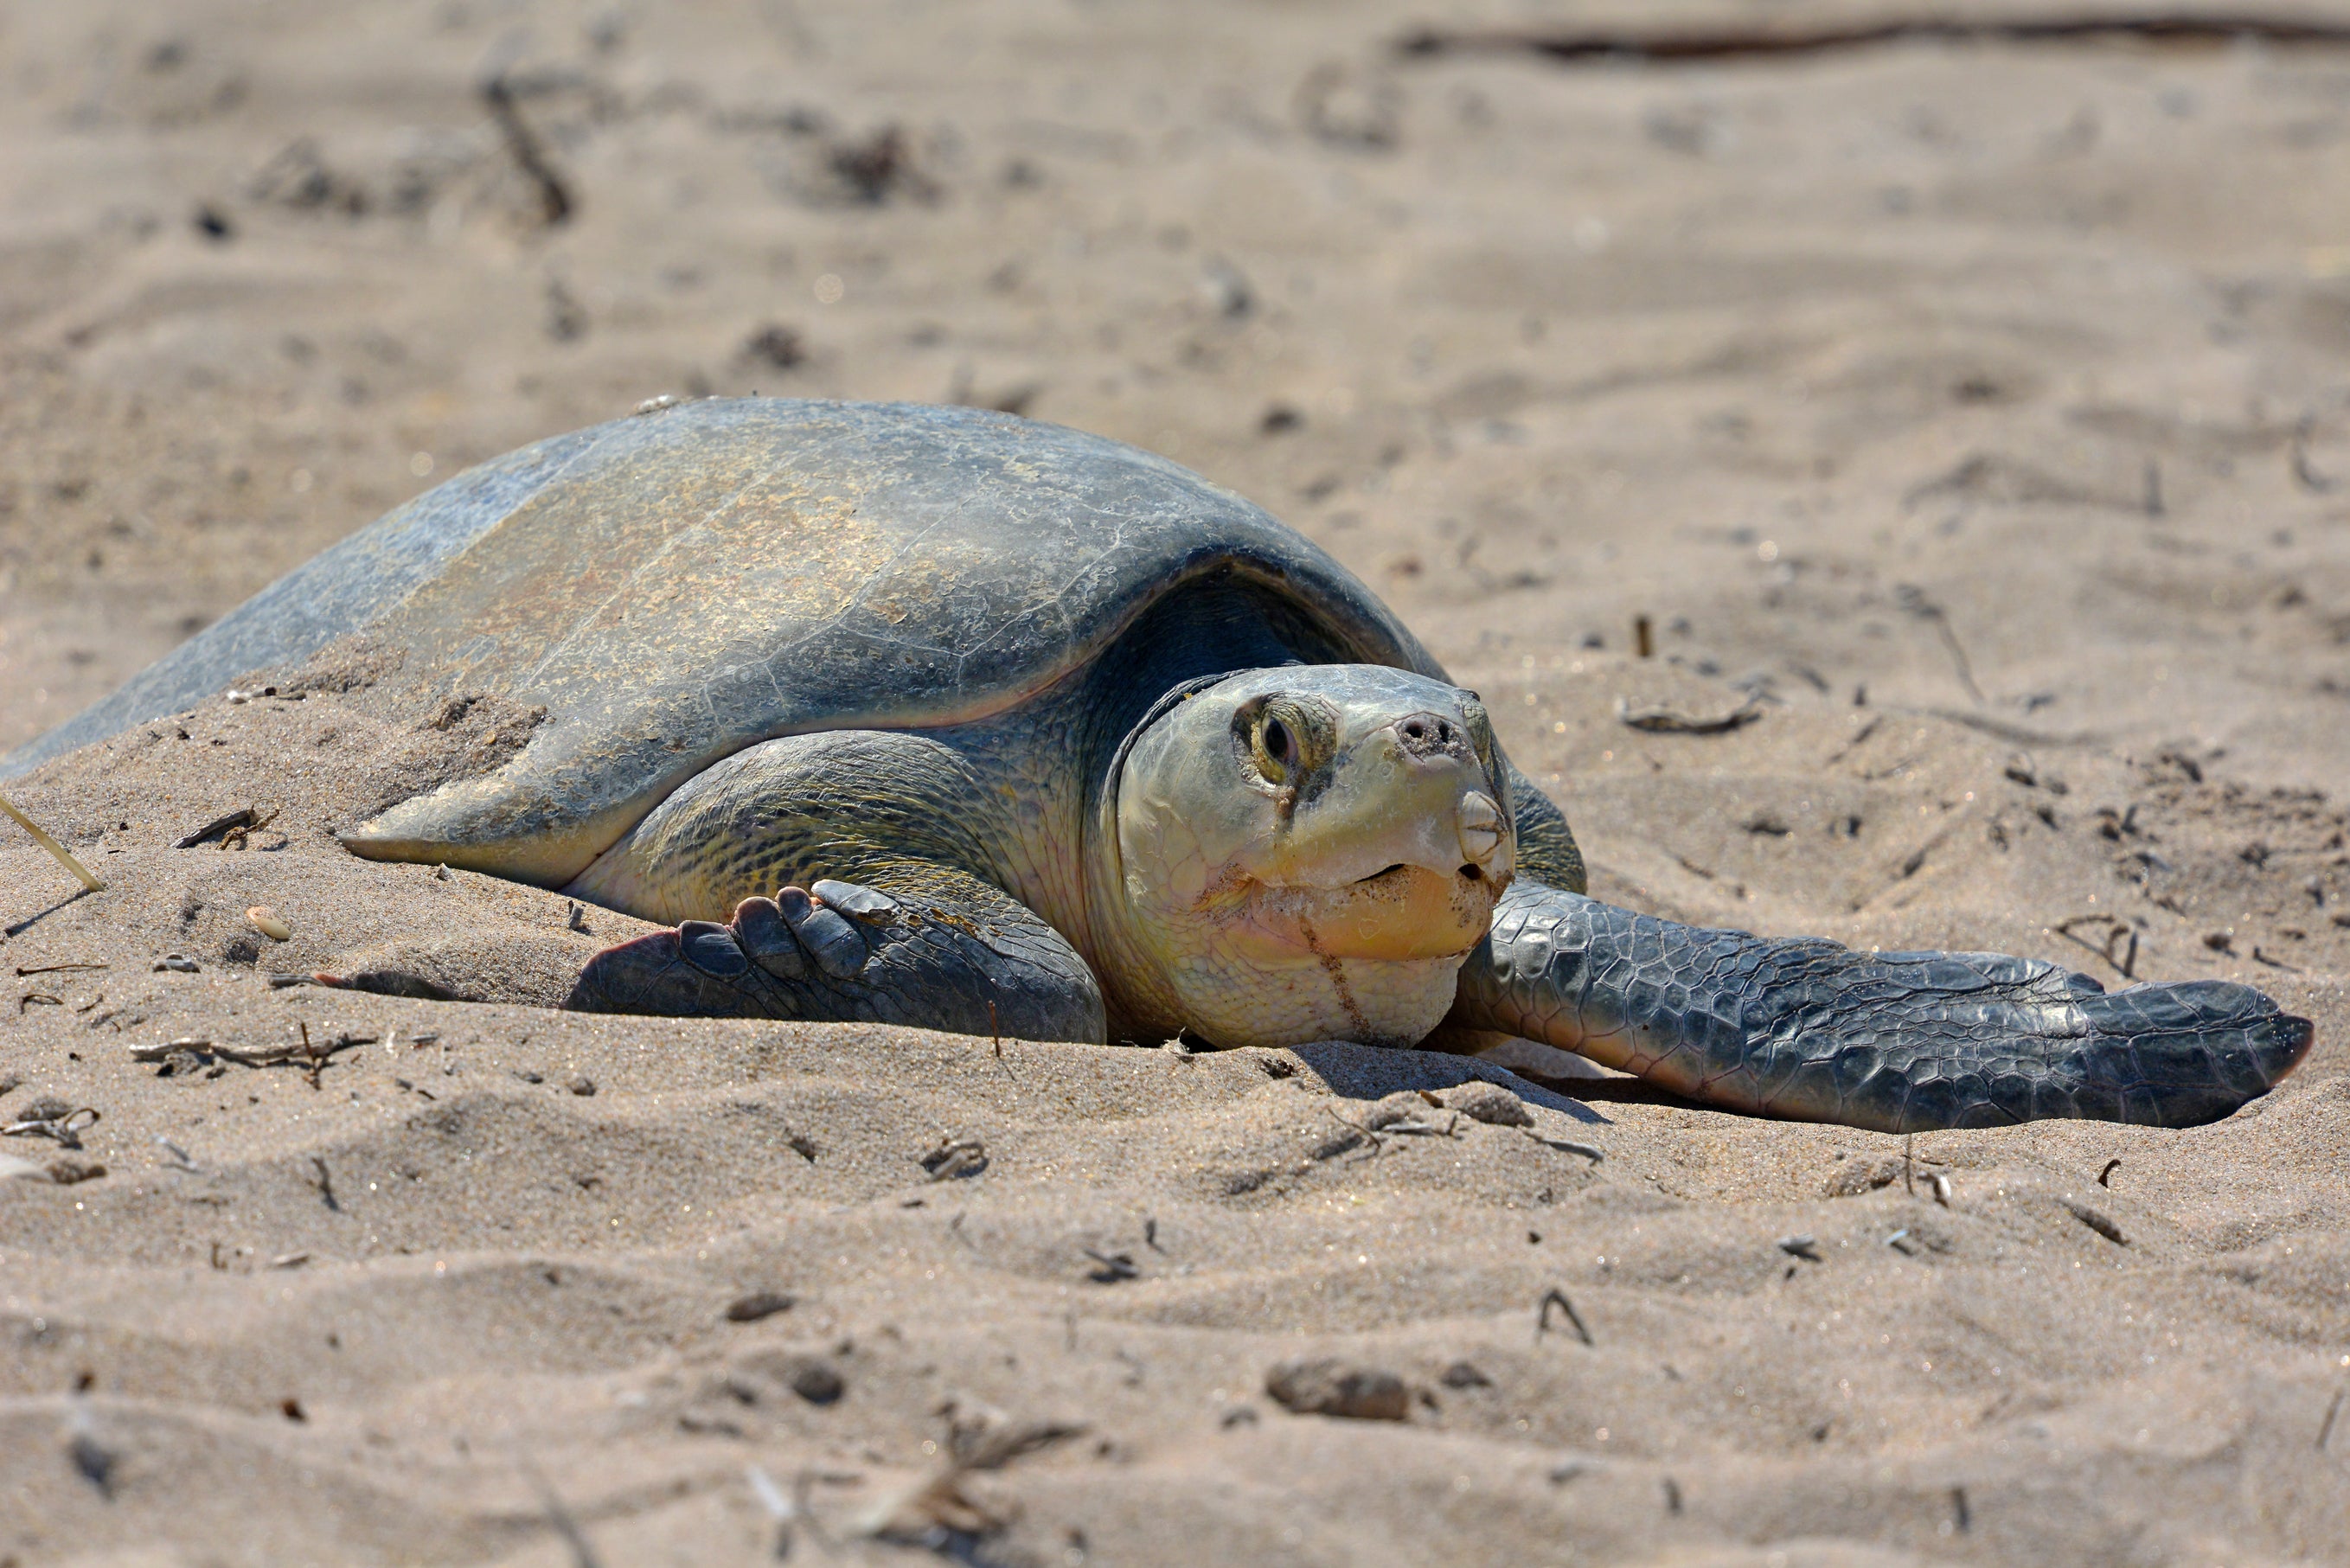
[1450,883,2314,1132]
[568,868,1107,1044]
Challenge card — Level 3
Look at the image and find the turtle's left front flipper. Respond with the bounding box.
[568,867,1108,1045]
[1448,883,2314,1133]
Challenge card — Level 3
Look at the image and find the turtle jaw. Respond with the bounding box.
[1235,862,1502,963]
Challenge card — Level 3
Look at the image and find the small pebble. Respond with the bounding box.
[48,1155,106,1185]
[1449,1080,1534,1127]
[787,1359,845,1405]
[568,1075,597,1097]
[1265,1356,1409,1421]
[724,1290,797,1323]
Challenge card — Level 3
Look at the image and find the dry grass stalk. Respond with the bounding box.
[0,790,105,892]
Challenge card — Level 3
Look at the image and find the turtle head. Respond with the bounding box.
[1111,665,1513,1049]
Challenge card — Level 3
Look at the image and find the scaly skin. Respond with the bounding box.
[1451,882,2315,1132]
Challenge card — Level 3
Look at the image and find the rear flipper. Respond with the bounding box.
[568,867,1107,1045]
[1450,883,2315,1133]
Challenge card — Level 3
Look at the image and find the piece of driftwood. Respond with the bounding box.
[1399,14,2350,66]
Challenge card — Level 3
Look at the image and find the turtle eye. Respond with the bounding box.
[1253,714,1297,784]
[1237,696,1329,790]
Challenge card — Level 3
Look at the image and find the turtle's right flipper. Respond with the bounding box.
[1449,883,2314,1133]
[568,871,1108,1045]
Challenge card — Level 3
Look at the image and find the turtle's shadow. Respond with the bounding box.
[1286,1040,1616,1125]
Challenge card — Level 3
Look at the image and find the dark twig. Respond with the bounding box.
[1082,1247,1140,1283]
[172,808,253,848]
[2097,1158,2122,1187]
[129,1031,374,1075]
[15,962,107,976]
[2321,1383,2346,1452]
[2061,1199,2128,1245]
[308,1155,339,1212]
[1537,1287,1594,1346]
[483,74,574,227]
[1396,15,2350,66]
[987,996,1015,1082]
[2053,914,2138,978]
[1321,1105,1386,1160]
[1898,586,1986,705]
[1519,1128,1605,1162]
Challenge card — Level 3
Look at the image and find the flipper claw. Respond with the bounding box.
[678,919,749,977]
[812,879,899,920]
[733,896,806,980]
[781,886,868,977]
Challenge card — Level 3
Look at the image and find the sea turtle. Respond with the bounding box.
[6,398,2312,1132]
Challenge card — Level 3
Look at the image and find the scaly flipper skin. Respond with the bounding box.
[569,873,1107,1043]
[1451,883,2315,1133]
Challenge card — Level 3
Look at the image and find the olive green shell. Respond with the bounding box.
[9,399,1442,886]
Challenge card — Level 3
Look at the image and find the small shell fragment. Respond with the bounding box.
[247,906,293,942]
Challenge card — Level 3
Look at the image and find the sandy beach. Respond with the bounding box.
[2,2,2347,1562]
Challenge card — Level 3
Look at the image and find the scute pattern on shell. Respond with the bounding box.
[3,400,1442,889]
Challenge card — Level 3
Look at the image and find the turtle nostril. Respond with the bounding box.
[1402,720,1426,741]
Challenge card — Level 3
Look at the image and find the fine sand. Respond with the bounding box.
[3,3,2347,1564]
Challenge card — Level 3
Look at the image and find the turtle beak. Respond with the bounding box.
[1457,789,1513,885]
